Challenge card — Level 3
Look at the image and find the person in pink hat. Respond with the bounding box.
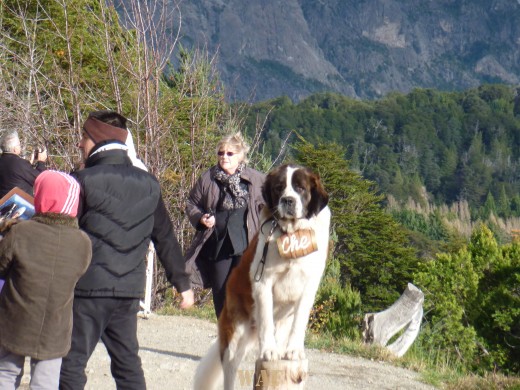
[0,170,92,389]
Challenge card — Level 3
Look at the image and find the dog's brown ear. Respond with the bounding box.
[262,164,286,210]
[261,172,274,209]
[307,171,329,218]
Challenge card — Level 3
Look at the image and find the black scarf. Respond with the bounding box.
[214,163,249,210]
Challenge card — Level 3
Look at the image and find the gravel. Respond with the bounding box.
[20,314,437,389]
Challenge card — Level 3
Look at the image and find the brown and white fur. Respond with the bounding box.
[194,164,331,390]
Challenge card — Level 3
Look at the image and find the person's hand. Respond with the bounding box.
[179,288,195,309]
[200,213,215,229]
[36,148,48,162]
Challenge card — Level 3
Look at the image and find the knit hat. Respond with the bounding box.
[33,170,80,217]
[83,116,128,144]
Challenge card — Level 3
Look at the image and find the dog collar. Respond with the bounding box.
[253,219,278,282]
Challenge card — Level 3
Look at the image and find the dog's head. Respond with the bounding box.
[262,164,328,222]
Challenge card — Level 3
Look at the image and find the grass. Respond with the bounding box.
[445,374,520,390]
[156,289,217,323]
[304,331,520,389]
[158,304,217,322]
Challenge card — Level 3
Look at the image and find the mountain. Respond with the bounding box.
[118,1,520,103]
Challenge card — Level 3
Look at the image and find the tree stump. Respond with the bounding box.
[362,283,424,357]
[253,359,308,389]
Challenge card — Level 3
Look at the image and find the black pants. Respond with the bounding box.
[211,255,241,318]
[59,297,145,390]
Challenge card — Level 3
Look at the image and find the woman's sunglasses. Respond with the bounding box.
[217,151,236,157]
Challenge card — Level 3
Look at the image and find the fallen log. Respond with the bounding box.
[362,283,424,357]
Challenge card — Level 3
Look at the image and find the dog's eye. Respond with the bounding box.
[295,186,305,193]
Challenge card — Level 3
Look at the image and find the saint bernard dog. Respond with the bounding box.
[194,164,331,390]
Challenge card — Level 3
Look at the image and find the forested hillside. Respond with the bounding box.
[243,85,520,223]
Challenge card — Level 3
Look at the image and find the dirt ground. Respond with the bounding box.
[20,314,436,389]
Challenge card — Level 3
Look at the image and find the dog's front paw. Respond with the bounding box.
[261,349,281,361]
[284,349,306,361]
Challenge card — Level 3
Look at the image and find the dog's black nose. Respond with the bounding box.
[281,197,294,207]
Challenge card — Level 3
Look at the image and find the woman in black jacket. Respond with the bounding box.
[185,133,265,318]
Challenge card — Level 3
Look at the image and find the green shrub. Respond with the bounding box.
[310,257,363,339]
[414,225,520,374]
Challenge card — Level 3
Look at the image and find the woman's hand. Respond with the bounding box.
[200,213,215,229]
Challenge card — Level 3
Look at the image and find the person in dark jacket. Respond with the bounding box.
[0,170,92,389]
[59,111,194,390]
[0,131,47,198]
[185,132,265,318]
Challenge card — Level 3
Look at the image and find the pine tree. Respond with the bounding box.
[497,184,511,218]
[292,141,419,311]
[481,191,497,219]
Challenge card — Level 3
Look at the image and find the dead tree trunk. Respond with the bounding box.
[253,358,308,389]
[362,283,424,357]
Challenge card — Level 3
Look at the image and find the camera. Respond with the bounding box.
[32,144,46,162]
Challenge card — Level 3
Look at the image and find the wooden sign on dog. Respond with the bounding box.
[276,229,318,259]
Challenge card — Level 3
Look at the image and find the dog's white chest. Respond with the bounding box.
[255,233,326,304]
[271,266,310,303]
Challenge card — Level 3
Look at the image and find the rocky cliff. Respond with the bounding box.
[135,0,520,102]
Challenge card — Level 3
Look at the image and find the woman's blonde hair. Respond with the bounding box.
[216,132,250,164]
